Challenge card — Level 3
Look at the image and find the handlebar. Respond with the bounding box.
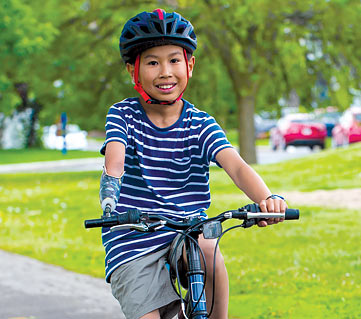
[84,208,142,228]
[84,204,299,231]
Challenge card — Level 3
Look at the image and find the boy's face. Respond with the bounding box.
[127,45,195,104]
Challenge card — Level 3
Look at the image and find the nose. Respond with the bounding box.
[159,62,172,78]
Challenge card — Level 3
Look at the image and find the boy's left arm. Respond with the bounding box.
[215,147,287,227]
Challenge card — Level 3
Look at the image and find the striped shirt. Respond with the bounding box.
[100,97,232,282]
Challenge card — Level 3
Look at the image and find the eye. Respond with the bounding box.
[170,58,180,63]
[147,60,158,65]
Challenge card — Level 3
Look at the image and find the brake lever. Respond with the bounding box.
[147,220,166,231]
[110,223,149,232]
[110,220,167,233]
[241,219,258,228]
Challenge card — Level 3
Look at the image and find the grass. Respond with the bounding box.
[0,143,360,318]
[208,142,360,193]
[0,148,100,164]
[253,142,361,191]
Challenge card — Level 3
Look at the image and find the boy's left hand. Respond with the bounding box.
[257,197,287,227]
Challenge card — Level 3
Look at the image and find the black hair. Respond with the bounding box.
[125,39,193,65]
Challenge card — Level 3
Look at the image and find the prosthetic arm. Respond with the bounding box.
[99,167,123,215]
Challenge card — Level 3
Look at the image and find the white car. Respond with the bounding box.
[42,124,88,150]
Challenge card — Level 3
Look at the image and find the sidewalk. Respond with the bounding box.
[0,157,104,174]
[0,250,125,319]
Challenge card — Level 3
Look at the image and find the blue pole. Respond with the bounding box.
[61,112,67,154]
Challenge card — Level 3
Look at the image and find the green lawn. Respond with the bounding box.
[0,143,360,318]
[0,148,100,164]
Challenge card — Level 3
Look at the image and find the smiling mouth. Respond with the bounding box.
[156,84,176,91]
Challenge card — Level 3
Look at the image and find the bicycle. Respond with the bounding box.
[84,204,299,319]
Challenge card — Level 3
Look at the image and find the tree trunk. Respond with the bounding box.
[15,82,42,148]
[238,95,257,164]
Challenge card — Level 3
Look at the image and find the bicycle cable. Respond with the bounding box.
[208,224,245,317]
[155,227,208,318]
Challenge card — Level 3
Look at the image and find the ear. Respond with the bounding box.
[187,56,196,78]
[126,63,135,84]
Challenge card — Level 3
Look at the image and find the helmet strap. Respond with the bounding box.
[133,49,189,105]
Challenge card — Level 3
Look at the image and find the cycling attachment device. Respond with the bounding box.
[99,168,123,215]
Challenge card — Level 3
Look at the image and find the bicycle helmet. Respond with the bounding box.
[119,9,197,64]
[119,9,197,105]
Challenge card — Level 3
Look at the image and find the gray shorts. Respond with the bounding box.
[110,236,186,319]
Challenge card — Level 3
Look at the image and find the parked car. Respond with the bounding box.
[42,124,88,150]
[270,113,327,151]
[332,106,361,147]
[315,111,341,137]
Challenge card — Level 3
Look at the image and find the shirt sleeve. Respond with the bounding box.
[100,104,128,155]
[198,116,233,166]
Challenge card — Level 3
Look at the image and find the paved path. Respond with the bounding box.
[0,157,104,174]
[0,250,125,319]
[0,146,317,174]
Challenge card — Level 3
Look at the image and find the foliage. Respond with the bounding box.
[178,0,361,162]
[0,0,58,113]
[1,1,361,160]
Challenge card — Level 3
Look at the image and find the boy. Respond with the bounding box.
[99,9,286,319]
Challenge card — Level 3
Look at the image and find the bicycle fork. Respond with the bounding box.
[184,233,208,319]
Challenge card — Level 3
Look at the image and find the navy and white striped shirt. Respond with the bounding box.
[100,97,232,282]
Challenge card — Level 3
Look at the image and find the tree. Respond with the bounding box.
[0,0,58,110]
[26,0,162,130]
[2,0,361,155]
[177,0,361,163]
[0,0,58,147]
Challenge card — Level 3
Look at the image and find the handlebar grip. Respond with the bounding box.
[84,218,105,228]
[118,208,142,224]
[239,204,299,220]
[84,208,142,228]
[284,208,299,220]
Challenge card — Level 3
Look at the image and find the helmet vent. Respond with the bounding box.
[123,31,134,39]
[132,17,140,22]
[140,25,150,34]
[166,22,173,34]
[176,26,185,34]
[152,21,163,34]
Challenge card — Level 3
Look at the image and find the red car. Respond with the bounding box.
[270,113,327,151]
[332,106,361,147]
